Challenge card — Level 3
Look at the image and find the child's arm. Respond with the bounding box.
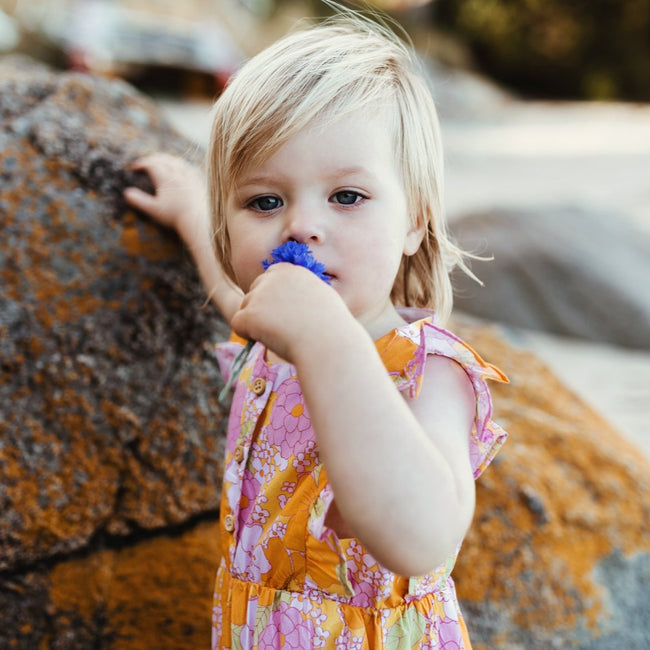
[231,264,477,577]
[123,153,242,325]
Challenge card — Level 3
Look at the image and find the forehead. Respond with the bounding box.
[234,107,399,183]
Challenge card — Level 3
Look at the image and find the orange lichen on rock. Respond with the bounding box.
[120,211,179,261]
[452,318,650,644]
[47,519,222,649]
[1,402,123,569]
[1,55,227,578]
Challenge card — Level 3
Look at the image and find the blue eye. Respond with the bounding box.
[249,195,282,211]
[332,190,363,205]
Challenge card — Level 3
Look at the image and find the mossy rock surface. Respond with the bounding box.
[0,55,227,570]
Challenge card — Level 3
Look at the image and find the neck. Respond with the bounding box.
[358,303,407,341]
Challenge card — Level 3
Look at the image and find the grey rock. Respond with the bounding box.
[451,206,650,348]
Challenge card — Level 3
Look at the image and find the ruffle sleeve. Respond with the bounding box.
[377,317,509,479]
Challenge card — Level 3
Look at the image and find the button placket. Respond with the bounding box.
[222,354,274,552]
[232,366,271,470]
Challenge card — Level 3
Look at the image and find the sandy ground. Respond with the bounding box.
[157,98,650,458]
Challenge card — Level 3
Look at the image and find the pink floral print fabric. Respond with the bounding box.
[213,308,508,649]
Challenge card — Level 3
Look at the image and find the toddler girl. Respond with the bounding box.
[125,11,508,650]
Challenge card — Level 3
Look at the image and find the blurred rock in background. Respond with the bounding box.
[0,0,257,94]
[451,207,650,349]
[451,318,650,650]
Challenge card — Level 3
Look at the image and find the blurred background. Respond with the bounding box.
[1,0,649,100]
[1,0,649,450]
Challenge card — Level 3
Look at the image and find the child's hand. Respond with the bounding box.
[231,263,353,364]
[124,152,243,325]
[123,153,207,236]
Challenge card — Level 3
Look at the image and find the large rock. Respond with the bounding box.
[0,55,227,574]
[1,56,648,649]
[451,317,650,649]
[0,520,221,649]
[451,207,650,349]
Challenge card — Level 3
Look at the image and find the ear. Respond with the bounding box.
[403,218,426,257]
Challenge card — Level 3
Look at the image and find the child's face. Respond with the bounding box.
[225,109,424,331]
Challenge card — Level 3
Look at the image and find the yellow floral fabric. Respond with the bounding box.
[213,308,508,649]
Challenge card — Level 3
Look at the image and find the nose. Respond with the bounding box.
[282,205,325,245]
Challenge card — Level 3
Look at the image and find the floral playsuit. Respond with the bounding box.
[213,308,508,649]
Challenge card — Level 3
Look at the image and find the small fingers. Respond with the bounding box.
[123,186,157,213]
[128,153,161,174]
[129,151,174,169]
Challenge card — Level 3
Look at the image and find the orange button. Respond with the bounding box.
[234,445,244,462]
[223,513,235,533]
[251,377,266,396]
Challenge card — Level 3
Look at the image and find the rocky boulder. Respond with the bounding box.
[0,54,228,646]
[451,207,650,349]
[452,317,650,649]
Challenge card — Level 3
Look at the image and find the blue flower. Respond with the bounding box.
[261,241,331,284]
[219,242,330,402]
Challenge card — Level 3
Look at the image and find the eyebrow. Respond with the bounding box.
[330,166,369,177]
[238,166,375,186]
[235,174,276,187]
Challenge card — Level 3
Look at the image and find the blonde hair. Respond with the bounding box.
[207,10,473,323]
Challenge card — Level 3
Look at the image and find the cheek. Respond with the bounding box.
[365,222,409,262]
[232,236,288,293]
[352,236,402,285]
[230,248,263,291]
